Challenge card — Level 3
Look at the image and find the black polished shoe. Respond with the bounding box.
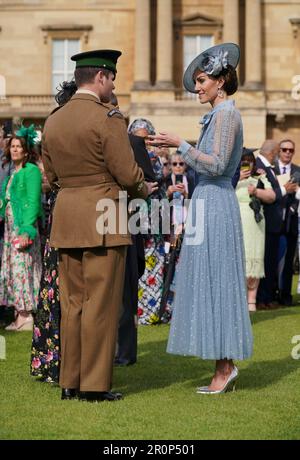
[61,388,78,400]
[114,358,136,367]
[79,391,123,402]
[99,391,123,401]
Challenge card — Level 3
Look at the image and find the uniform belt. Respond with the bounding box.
[59,172,115,188]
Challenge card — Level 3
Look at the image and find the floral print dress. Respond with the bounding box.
[0,172,42,312]
[31,191,60,383]
[137,155,168,325]
[137,234,165,325]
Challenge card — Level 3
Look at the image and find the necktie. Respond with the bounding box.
[283,166,286,174]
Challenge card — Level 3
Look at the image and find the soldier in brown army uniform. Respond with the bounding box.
[42,49,148,402]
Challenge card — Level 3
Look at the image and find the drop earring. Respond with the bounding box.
[217,88,224,98]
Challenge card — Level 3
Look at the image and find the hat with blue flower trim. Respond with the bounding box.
[183,43,240,94]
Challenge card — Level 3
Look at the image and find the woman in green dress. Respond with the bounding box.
[0,127,42,330]
[236,151,275,311]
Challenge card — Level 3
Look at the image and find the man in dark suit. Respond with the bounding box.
[115,134,157,366]
[256,140,298,308]
[274,139,300,305]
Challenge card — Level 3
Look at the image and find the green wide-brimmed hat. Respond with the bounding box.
[71,49,122,73]
[183,43,240,93]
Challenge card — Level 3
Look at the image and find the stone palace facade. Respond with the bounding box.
[0,0,299,158]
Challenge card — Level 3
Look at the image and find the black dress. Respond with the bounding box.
[30,191,60,383]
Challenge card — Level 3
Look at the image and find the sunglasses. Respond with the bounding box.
[162,162,169,167]
[172,162,184,166]
[281,148,294,153]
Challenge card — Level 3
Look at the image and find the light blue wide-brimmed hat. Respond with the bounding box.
[183,43,240,93]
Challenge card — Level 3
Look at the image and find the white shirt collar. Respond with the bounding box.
[278,160,291,171]
[257,154,274,168]
[76,89,100,102]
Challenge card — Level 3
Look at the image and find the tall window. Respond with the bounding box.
[183,35,214,73]
[182,35,213,97]
[52,39,80,94]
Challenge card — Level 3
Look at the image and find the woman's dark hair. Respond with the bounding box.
[241,151,257,176]
[213,65,238,96]
[55,80,77,106]
[2,135,37,168]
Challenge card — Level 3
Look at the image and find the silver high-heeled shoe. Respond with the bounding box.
[16,316,33,332]
[5,322,17,331]
[196,366,239,395]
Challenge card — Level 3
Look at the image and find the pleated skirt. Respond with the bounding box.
[167,176,253,360]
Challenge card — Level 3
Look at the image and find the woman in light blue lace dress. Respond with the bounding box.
[149,43,253,394]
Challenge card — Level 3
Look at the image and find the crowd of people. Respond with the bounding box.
[0,114,196,383]
[0,42,299,399]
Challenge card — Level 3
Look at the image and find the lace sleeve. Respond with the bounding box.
[179,108,239,176]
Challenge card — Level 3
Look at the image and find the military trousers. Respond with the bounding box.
[58,245,127,391]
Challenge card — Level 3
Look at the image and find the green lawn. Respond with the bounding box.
[1,304,300,440]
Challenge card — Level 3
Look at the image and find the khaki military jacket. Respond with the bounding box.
[42,93,148,248]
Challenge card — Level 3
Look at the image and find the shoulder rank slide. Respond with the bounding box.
[107,108,123,118]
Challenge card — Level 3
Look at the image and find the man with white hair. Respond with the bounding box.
[256,140,298,309]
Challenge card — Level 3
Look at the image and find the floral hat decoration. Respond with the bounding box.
[183,43,240,94]
[15,124,39,150]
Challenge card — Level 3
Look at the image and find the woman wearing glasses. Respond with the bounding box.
[166,154,193,233]
[149,43,253,394]
[160,154,194,321]
[166,155,189,198]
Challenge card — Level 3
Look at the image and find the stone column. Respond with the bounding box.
[245,0,263,88]
[223,0,239,44]
[133,0,151,89]
[156,0,173,89]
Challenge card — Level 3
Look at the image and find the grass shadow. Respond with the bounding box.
[238,357,299,390]
[249,307,300,325]
[114,336,299,396]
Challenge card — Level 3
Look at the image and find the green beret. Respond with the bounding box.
[71,49,122,73]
